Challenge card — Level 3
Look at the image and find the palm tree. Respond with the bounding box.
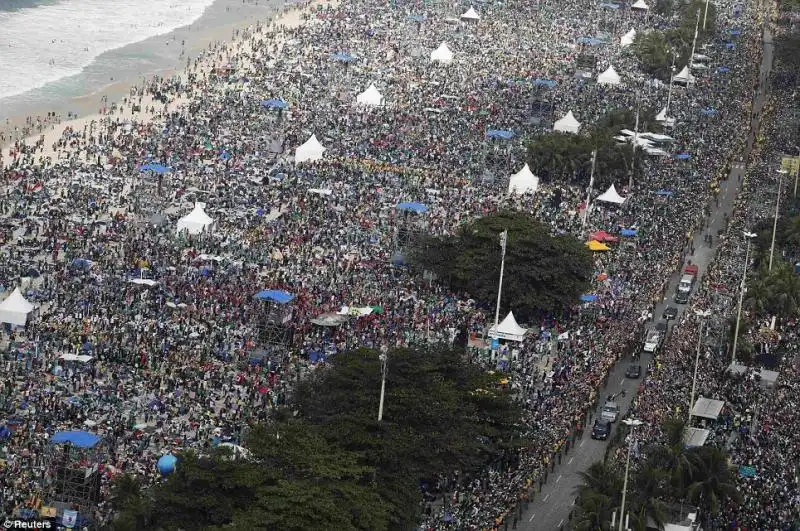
[628,465,670,531]
[646,418,697,497]
[686,447,742,517]
[573,461,623,529]
[109,474,150,531]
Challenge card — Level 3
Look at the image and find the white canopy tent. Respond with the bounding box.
[620,29,636,47]
[430,42,454,64]
[631,0,649,9]
[295,134,326,163]
[673,66,695,84]
[683,427,711,448]
[176,202,214,235]
[597,65,622,85]
[596,184,627,204]
[508,164,539,195]
[460,7,480,20]
[355,84,384,106]
[488,312,528,342]
[691,397,725,420]
[553,111,581,134]
[0,287,34,326]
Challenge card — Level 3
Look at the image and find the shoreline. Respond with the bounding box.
[0,0,315,157]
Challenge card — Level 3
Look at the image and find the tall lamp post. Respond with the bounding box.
[582,150,597,228]
[618,418,644,531]
[732,231,757,365]
[377,346,388,422]
[494,230,508,332]
[689,309,712,424]
[770,169,789,271]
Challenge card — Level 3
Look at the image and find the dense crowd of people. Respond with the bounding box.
[0,0,785,526]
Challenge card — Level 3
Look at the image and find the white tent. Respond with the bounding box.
[596,184,627,204]
[673,66,695,84]
[460,7,480,20]
[355,84,384,106]
[631,0,649,9]
[176,202,214,235]
[0,287,34,326]
[294,134,326,163]
[508,164,539,195]
[655,107,668,121]
[597,65,622,85]
[488,311,528,342]
[430,42,454,64]
[620,29,636,47]
[553,111,581,134]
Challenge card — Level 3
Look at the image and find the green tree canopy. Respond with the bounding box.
[410,211,593,320]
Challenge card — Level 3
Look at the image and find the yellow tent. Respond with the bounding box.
[586,240,610,251]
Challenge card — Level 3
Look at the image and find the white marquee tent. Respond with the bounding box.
[596,184,627,204]
[632,0,649,9]
[176,202,214,235]
[460,7,480,20]
[508,164,539,195]
[0,287,35,326]
[356,84,384,106]
[553,111,581,134]
[295,134,326,163]
[620,29,636,47]
[488,311,528,342]
[673,66,695,84]
[430,42,454,64]
[597,65,622,85]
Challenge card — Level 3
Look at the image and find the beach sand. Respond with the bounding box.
[1,0,339,168]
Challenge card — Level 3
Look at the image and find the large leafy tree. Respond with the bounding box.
[410,211,593,319]
[744,260,800,317]
[686,447,742,516]
[293,347,522,529]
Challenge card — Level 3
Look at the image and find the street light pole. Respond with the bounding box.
[665,56,676,119]
[377,347,388,422]
[629,100,640,190]
[619,418,643,531]
[732,231,756,365]
[703,0,711,31]
[770,169,788,271]
[582,150,597,228]
[689,309,712,424]
[494,230,508,331]
[688,9,701,85]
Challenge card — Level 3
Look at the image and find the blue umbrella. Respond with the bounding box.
[486,129,515,140]
[70,258,93,270]
[726,42,735,49]
[261,98,289,110]
[701,108,717,116]
[728,28,741,37]
[601,2,621,8]
[620,228,638,237]
[580,294,598,302]
[138,163,169,174]
[717,66,730,73]
[673,153,691,160]
[220,151,232,161]
[396,202,428,214]
[332,52,356,63]
[655,189,674,196]
[408,14,425,22]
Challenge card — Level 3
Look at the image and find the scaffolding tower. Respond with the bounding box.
[253,290,296,360]
[46,435,106,512]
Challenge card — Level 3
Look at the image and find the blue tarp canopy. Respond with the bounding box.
[70,258,93,269]
[407,14,425,21]
[396,202,429,214]
[701,108,717,116]
[332,52,356,63]
[486,129,515,140]
[391,253,407,267]
[726,42,735,49]
[718,66,730,73]
[50,431,100,448]
[577,37,604,46]
[620,228,638,237]
[533,78,557,88]
[580,294,598,302]
[139,163,169,174]
[309,352,327,363]
[655,189,674,196]
[600,2,621,8]
[673,152,691,160]
[254,290,296,304]
[261,98,289,110]
[727,28,741,36]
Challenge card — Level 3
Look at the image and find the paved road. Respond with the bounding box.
[517,25,775,531]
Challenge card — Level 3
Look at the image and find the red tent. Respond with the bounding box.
[590,230,619,243]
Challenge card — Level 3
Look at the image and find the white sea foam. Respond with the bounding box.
[0,0,215,100]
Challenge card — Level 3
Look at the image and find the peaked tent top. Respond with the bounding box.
[488,311,528,342]
[295,134,326,163]
[631,0,649,9]
[620,29,636,47]
[597,65,622,85]
[553,111,581,134]
[596,184,627,204]
[461,7,480,19]
[356,83,384,106]
[673,65,695,83]
[0,287,34,314]
[430,42,454,64]
[508,164,539,195]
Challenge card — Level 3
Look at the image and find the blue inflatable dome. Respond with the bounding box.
[157,454,177,476]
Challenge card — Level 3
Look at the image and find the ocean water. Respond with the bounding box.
[0,0,216,101]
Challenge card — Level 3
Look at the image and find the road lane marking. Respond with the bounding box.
[619,378,625,386]
[568,457,574,465]
[529,513,536,522]
[558,519,564,528]
[544,494,549,502]
[557,474,562,483]
[580,439,586,447]
[571,499,576,506]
